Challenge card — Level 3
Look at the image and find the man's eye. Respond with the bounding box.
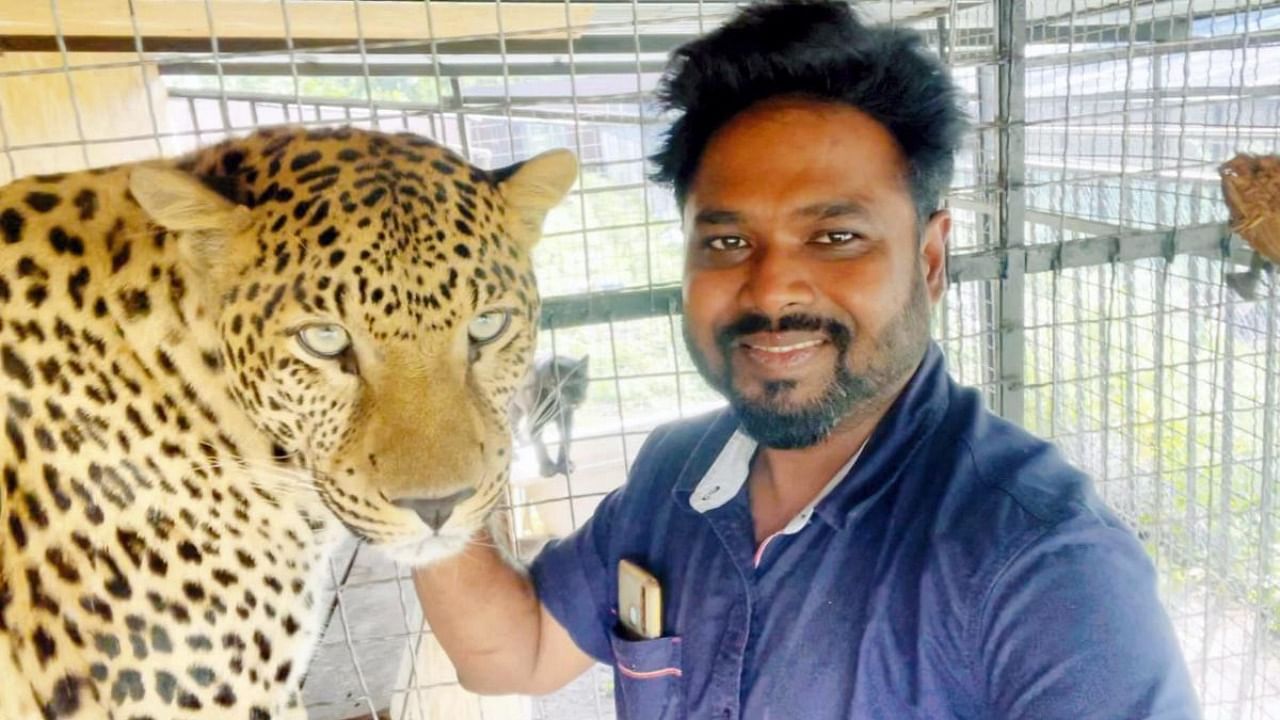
[814,231,863,245]
[706,236,747,251]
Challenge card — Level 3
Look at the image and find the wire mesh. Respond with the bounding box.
[1,0,1277,717]
[1022,256,1280,717]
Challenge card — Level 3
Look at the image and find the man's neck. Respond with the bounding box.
[747,376,910,544]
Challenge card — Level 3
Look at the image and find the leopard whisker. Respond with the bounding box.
[181,458,325,502]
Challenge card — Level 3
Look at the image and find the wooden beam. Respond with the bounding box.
[0,52,176,184]
[0,1,595,46]
[0,34,687,57]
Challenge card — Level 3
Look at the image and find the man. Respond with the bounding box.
[414,2,1201,718]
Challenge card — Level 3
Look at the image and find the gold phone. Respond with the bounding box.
[617,559,663,640]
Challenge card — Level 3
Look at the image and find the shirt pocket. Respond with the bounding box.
[609,628,685,720]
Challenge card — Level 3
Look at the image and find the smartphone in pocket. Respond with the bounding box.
[617,559,663,640]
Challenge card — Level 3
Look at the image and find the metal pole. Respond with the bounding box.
[996,0,1027,423]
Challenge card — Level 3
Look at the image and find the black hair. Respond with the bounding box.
[651,0,968,221]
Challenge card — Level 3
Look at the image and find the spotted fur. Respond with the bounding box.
[0,126,577,718]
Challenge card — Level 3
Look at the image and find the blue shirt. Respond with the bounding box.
[530,343,1200,719]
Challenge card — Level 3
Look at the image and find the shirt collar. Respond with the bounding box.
[671,342,952,532]
[688,430,868,535]
[813,341,951,529]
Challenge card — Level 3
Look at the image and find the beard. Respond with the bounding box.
[684,269,931,449]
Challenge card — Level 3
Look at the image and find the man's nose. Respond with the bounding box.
[741,245,816,316]
[394,488,477,532]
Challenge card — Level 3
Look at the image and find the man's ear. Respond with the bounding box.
[920,209,950,303]
[493,149,578,245]
[130,166,252,275]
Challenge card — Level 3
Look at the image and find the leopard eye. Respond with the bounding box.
[468,310,511,346]
[297,323,351,358]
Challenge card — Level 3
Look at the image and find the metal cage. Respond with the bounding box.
[1,0,1278,717]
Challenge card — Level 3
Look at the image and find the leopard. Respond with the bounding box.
[0,125,577,719]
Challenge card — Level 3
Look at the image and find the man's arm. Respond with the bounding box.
[412,533,594,696]
[978,522,1201,719]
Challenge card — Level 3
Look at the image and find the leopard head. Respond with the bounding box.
[129,128,576,564]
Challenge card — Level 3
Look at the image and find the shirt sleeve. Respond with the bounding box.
[527,485,623,664]
[977,520,1202,720]
[527,425,674,664]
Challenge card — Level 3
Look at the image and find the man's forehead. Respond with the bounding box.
[705,98,904,158]
[684,99,912,216]
[683,169,911,230]
[691,199,877,226]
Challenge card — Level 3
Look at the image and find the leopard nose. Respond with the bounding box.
[394,488,477,532]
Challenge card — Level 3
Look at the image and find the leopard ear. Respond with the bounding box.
[130,166,252,272]
[494,149,577,245]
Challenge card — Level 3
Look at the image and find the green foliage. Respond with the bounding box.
[1018,260,1280,641]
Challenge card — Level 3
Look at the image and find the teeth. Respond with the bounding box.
[746,339,823,353]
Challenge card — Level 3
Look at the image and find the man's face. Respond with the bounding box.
[681,98,949,449]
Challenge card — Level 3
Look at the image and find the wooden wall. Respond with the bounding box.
[0,52,174,184]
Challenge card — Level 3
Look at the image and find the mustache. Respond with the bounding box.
[715,312,853,352]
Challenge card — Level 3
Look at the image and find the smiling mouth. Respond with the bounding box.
[740,339,825,353]
[732,336,830,372]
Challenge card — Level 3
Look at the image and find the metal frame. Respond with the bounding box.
[541,222,1245,329]
[995,0,1027,422]
[156,59,671,77]
[5,0,1278,714]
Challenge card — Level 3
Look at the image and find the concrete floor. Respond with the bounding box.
[302,538,413,720]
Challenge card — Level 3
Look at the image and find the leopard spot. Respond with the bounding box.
[44,674,86,718]
[1,208,23,243]
[24,191,60,213]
